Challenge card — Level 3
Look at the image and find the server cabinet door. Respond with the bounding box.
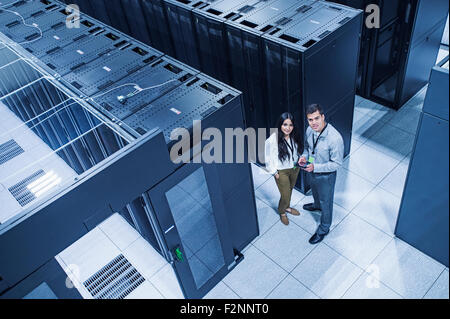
[146,163,235,299]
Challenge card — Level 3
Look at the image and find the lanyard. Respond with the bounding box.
[312,123,328,155]
[284,136,295,161]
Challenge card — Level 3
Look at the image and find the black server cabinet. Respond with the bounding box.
[61,0,113,26]
[140,0,175,56]
[395,65,449,267]
[262,2,362,192]
[325,0,403,96]
[163,0,202,69]
[327,0,448,109]
[102,0,131,35]
[59,0,96,17]
[191,0,249,84]
[0,57,258,300]
[59,0,166,56]
[393,0,448,108]
[120,0,153,45]
[1,2,259,299]
[122,73,259,256]
[224,0,308,133]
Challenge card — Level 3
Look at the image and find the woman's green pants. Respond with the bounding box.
[274,167,300,215]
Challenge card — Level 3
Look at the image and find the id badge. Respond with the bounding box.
[308,156,315,164]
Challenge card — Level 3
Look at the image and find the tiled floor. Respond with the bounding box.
[54,88,449,300]
[205,88,449,300]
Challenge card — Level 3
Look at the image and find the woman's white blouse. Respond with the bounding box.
[264,133,299,175]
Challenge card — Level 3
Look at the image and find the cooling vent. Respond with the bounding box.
[83,254,145,299]
[0,139,24,165]
[8,170,45,207]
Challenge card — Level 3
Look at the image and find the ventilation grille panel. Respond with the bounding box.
[0,139,24,165]
[8,170,45,207]
[83,254,145,299]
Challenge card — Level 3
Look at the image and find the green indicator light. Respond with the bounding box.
[175,248,184,262]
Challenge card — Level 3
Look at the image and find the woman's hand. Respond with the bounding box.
[275,173,280,180]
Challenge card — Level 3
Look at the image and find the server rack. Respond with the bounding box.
[60,0,113,26]
[327,0,449,109]
[395,0,448,109]
[121,72,259,257]
[59,0,153,47]
[262,1,362,192]
[120,0,153,45]
[102,0,131,35]
[140,0,175,56]
[162,0,202,69]
[1,1,258,299]
[59,0,96,17]
[395,65,449,267]
[326,0,402,95]
[191,0,250,84]
[224,0,314,133]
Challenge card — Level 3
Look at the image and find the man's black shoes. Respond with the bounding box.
[303,203,321,212]
[309,231,329,245]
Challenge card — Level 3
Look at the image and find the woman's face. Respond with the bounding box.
[281,118,294,136]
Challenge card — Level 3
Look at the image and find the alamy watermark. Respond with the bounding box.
[365,4,381,29]
[168,120,276,164]
[64,2,380,29]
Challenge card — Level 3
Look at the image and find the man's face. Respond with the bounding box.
[307,111,326,132]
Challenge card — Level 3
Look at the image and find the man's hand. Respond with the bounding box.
[304,163,314,172]
[275,173,280,180]
[298,157,307,166]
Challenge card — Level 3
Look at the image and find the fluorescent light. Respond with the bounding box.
[34,177,62,198]
[27,170,62,198]
[27,171,56,190]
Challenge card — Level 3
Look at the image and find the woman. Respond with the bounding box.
[265,112,302,225]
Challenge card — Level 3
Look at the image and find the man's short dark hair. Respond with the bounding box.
[306,104,324,115]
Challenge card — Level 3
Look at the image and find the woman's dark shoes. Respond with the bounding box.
[303,203,321,212]
[308,231,329,244]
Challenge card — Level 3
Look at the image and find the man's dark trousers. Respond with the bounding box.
[310,171,337,235]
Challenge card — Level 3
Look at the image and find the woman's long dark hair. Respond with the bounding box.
[277,112,302,163]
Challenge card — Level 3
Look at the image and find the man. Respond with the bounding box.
[299,104,344,244]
